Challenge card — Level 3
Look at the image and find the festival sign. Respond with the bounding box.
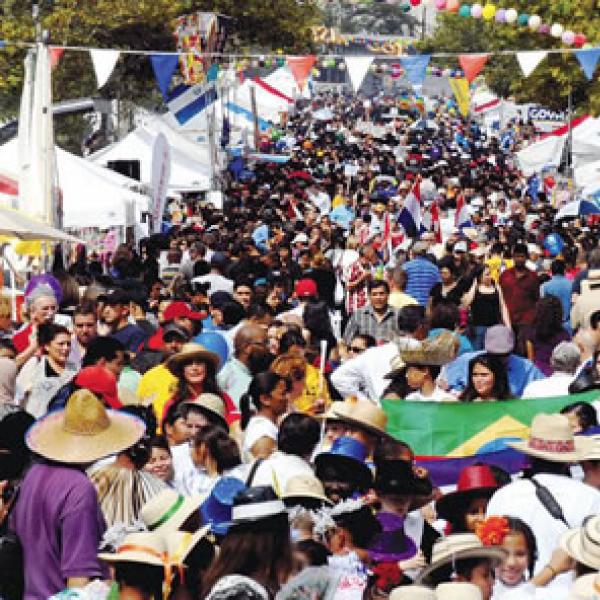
[527,105,567,132]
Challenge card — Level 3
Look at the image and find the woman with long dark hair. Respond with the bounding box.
[459,354,513,402]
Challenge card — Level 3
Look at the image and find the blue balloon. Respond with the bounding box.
[543,233,564,257]
[193,331,229,370]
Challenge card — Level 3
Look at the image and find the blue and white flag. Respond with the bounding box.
[167,82,218,125]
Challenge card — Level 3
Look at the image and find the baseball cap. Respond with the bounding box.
[454,241,468,253]
[163,323,190,341]
[210,291,233,309]
[292,233,309,245]
[104,290,130,306]
[484,325,515,355]
[163,301,204,322]
[74,366,121,409]
[295,279,318,298]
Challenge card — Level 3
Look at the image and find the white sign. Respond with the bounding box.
[150,133,171,233]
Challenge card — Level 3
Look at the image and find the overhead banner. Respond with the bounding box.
[516,50,547,78]
[458,53,489,83]
[150,54,180,101]
[575,48,600,81]
[449,77,470,117]
[344,56,374,92]
[400,55,431,87]
[150,133,171,233]
[90,49,120,89]
[286,55,316,91]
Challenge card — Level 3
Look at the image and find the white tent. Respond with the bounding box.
[576,160,600,196]
[0,139,149,228]
[89,121,211,191]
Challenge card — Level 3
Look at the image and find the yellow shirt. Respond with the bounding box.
[486,256,514,283]
[388,291,419,310]
[332,194,346,208]
[137,364,177,423]
[293,363,332,415]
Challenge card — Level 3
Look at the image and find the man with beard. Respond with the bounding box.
[217,323,272,408]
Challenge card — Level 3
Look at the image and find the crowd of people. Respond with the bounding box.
[2,89,600,600]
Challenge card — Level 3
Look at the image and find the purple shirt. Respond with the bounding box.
[11,463,108,599]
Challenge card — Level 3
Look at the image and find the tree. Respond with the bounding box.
[419,0,600,114]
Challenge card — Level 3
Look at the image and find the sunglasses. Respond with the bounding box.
[349,346,365,353]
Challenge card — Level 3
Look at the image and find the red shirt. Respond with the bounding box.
[13,324,33,354]
[499,267,540,326]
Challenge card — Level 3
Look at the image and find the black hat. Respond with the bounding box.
[374,459,433,498]
[104,290,130,306]
[231,486,287,526]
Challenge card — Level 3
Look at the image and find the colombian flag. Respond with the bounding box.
[382,391,600,486]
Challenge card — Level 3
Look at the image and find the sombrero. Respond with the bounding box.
[165,343,220,376]
[140,489,205,533]
[98,531,167,566]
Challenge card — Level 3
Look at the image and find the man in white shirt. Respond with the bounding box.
[522,342,580,399]
[486,413,600,600]
[191,252,233,295]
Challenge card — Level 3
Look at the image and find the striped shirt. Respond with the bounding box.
[402,257,441,306]
[343,305,399,344]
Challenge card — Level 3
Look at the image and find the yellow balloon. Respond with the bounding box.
[482,3,496,20]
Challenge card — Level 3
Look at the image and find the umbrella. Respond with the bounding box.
[555,199,600,221]
[0,206,82,242]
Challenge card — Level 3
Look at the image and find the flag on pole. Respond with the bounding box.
[448,78,470,118]
[398,190,422,238]
[455,193,472,228]
[167,82,218,125]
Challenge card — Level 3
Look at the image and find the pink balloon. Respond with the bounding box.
[471,3,483,18]
[435,0,446,9]
[538,24,550,35]
[562,30,575,45]
[410,0,421,6]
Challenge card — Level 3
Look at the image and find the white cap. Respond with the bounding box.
[454,241,468,253]
[292,233,309,244]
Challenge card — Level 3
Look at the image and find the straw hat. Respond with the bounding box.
[389,585,435,600]
[417,533,507,584]
[140,489,204,533]
[98,531,167,566]
[164,343,220,376]
[282,473,333,508]
[561,515,600,570]
[165,526,211,566]
[26,389,145,464]
[384,354,406,380]
[568,573,600,600]
[436,582,482,599]
[332,400,390,438]
[506,413,595,463]
[399,331,459,367]
[182,392,228,431]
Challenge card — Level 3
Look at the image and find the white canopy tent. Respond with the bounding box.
[0,139,150,229]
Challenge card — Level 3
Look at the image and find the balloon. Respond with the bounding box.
[410,0,421,6]
[471,3,482,18]
[505,8,518,23]
[538,23,551,35]
[574,33,587,47]
[551,23,564,38]
[528,15,541,31]
[495,8,506,22]
[192,332,229,370]
[482,4,496,20]
[562,30,575,45]
[459,4,472,17]
[447,0,460,12]
[543,233,564,258]
[517,13,529,26]
[435,0,447,9]
[25,274,63,304]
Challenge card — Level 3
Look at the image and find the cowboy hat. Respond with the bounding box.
[389,585,435,600]
[140,489,205,533]
[436,582,483,599]
[283,473,333,509]
[399,331,459,367]
[332,400,390,439]
[26,389,145,464]
[182,393,228,431]
[561,515,600,571]
[164,343,220,376]
[506,413,595,463]
[417,533,507,584]
[435,465,499,522]
[98,531,167,566]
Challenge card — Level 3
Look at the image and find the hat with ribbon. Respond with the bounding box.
[98,531,167,567]
[200,477,247,536]
[140,489,204,533]
[230,485,287,526]
[315,436,373,492]
[561,515,600,571]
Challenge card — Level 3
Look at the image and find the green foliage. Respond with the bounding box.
[419,0,600,113]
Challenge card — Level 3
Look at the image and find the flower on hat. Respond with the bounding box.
[373,561,403,590]
[476,516,510,547]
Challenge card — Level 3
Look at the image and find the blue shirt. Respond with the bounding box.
[329,205,355,231]
[541,275,572,326]
[252,224,269,252]
[445,351,545,397]
[402,257,441,306]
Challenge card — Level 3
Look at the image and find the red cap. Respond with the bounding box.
[295,279,318,298]
[74,366,122,409]
[163,301,204,322]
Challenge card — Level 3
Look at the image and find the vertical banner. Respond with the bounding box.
[400,55,431,87]
[344,56,374,92]
[286,55,317,91]
[449,78,471,117]
[150,133,171,233]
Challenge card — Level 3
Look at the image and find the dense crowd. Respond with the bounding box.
[2,91,600,600]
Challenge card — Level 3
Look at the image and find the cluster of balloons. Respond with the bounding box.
[435,2,588,47]
[426,65,465,78]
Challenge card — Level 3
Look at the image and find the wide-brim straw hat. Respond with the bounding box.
[98,531,167,566]
[568,573,600,600]
[389,585,435,600]
[165,526,211,565]
[165,343,220,376]
[26,389,145,464]
[417,533,507,584]
[399,331,459,367]
[506,413,595,463]
[332,399,390,439]
[140,489,205,533]
[561,515,600,571]
[282,473,333,508]
[436,582,482,599]
[182,392,228,431]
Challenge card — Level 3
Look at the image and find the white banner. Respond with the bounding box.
[150,133,171,233]
[345,56,374,92]
[90,49,120,89]
[516,51,547,78]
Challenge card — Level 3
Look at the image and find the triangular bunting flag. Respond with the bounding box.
[458,54,489,83]
[90,49,120,89]
[575,48,600,81]
[344,56,373,92]
[286,55,316,91]
[400,55,431,87]
[49,48,64,70]
[516,51,547,78]
[150,54,179,101]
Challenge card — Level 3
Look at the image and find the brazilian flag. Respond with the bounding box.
[382,391,599,485]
